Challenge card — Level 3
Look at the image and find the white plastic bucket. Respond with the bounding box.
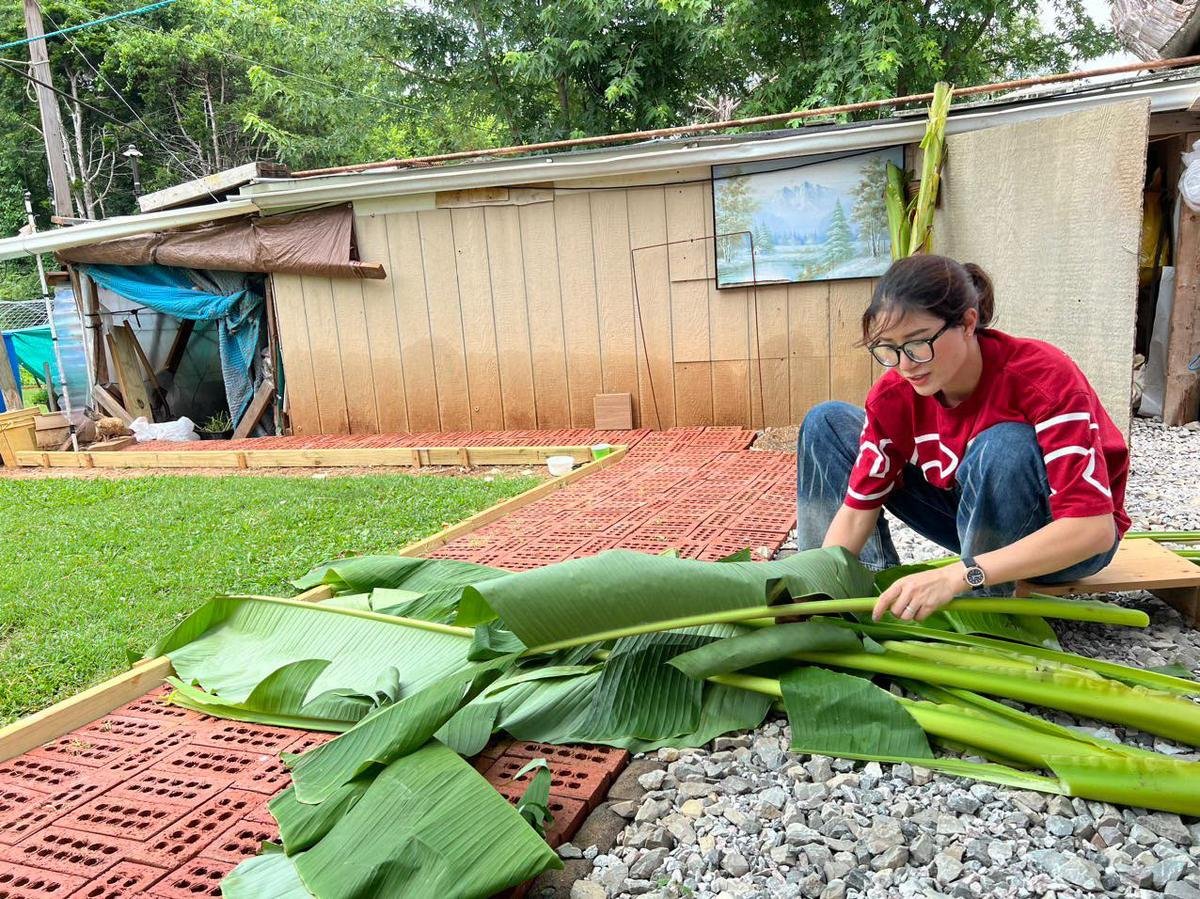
[546,454,575,476]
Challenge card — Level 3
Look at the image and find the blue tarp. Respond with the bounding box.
[82,264,263,424]
[4,326,56,384]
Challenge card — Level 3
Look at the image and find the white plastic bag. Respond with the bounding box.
[129,416,200,442]
[1181,140,1200,212]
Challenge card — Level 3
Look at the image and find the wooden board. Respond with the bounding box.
[417,209,472,431]
[91,384,133,424]
[674,361,713,426]
[106,328,154,422]
[665,184,711,365]
[300,275,350,434]
[593,393,633,430]
[828,280,873,404]
[1020,538,1200,595]
[590,191,639,422]
[355,214,410,433]
[554,193,604,426]
[18,445,597,469]
[271,273,322,436]
[232,379,276,440]
[0,337,23,410]
[387,212,441,432]
[330,276,379,434]
[934,99,1150,431]
[485,205,538,429]
[1164,134,1200,426]
[627,186,675,429]
[519,201,572,428]
[452,207,505,430]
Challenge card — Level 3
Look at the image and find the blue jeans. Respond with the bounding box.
[795,401,1119,596]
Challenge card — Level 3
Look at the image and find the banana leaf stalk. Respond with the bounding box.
[524,595,1147,655]
[907,80,952,255]
[710,671,1200,815]
[885,162,911,261]
[790,646,1200,746]
[829,618,1200,696]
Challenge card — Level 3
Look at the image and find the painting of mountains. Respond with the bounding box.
[712,147,903,287]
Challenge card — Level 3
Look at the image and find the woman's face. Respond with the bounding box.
[870,306,978,399]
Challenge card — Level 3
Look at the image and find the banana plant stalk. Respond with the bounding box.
[790,646,1200,746]
[885,162,911,261]
[907,80,952,255]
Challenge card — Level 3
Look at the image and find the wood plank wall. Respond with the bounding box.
[272,183,881,435]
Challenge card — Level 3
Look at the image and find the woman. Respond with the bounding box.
[795,254,1129,622]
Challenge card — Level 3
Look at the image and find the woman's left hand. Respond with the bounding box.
[872,564,965,621]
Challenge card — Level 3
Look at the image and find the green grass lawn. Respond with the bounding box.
[0,472,538,724]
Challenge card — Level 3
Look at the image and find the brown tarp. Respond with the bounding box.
[58,204,386,280]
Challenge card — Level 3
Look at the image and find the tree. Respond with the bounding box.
[714,175,757,263]
[851,156,889,257]
[821,200,854,270]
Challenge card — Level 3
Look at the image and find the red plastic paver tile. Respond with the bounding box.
[504,741,629,770]
[0,758,101,795]
[155,746,264,783]
[67,862,167,899]
[105,730,195,778]
[56,794,190,840]
[0,861,87,898]
[127,790,263,869]
[110,695,198,725]
[3,827,142,879]
[73,716,175,747]
[0,778,118,847]
[497,793,588,849]
[146,857,236,899]
[0,782,47,832]
[190,722,299,755]
[232,756,291,795]
[104,769,227,809]
[204,819,279,863]
[484,756,611,809]
[28,736,140,770]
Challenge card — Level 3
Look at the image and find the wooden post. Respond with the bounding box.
[1165,136,1200,425]
[0,339,22,411]
[22,0,74,219]
[106,329,154,421]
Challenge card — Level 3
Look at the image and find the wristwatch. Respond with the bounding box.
[962,556,987,589]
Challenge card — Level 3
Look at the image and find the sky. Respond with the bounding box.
[1040,0,1138,68]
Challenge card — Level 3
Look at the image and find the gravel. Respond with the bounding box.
[558,419,1200,899]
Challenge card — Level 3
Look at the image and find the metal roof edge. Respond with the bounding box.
[0,199,257,263]
[241,77,1200,210]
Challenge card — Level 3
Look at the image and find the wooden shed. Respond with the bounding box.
[230,73,1198,436]
[5,70,1200,437]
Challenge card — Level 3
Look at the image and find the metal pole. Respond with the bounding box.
[23,189,78,449]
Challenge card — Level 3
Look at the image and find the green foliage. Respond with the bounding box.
[0,0,1118,234]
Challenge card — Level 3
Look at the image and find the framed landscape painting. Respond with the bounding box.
[712,147,903,288]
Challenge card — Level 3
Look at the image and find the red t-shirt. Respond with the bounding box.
[844,329,1130,536]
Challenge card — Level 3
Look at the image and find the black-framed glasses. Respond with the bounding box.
[868,320,956,367]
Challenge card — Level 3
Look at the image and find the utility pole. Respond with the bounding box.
[23,0,75,219]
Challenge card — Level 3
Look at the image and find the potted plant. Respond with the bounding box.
[197,411,234,440]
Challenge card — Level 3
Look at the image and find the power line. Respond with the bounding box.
[0,0,177,52]
[0,56,206,173]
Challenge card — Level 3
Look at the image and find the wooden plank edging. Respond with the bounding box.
[15,444,598,469]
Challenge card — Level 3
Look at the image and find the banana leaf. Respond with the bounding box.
[780,666,933,758]
[295,555,508,595]
[147,597,474,721]
[457,547,876,647]
[513,758,554,835]
[233,741,561,899]
[287,659,513,804]
[223,852,315,898]
[669,620,864,679]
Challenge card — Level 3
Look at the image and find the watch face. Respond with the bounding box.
[966,567,986,588]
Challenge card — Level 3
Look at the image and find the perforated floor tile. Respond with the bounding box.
[1,427,793,895]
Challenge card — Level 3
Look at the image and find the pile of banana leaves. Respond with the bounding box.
[144,544,1200,899]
